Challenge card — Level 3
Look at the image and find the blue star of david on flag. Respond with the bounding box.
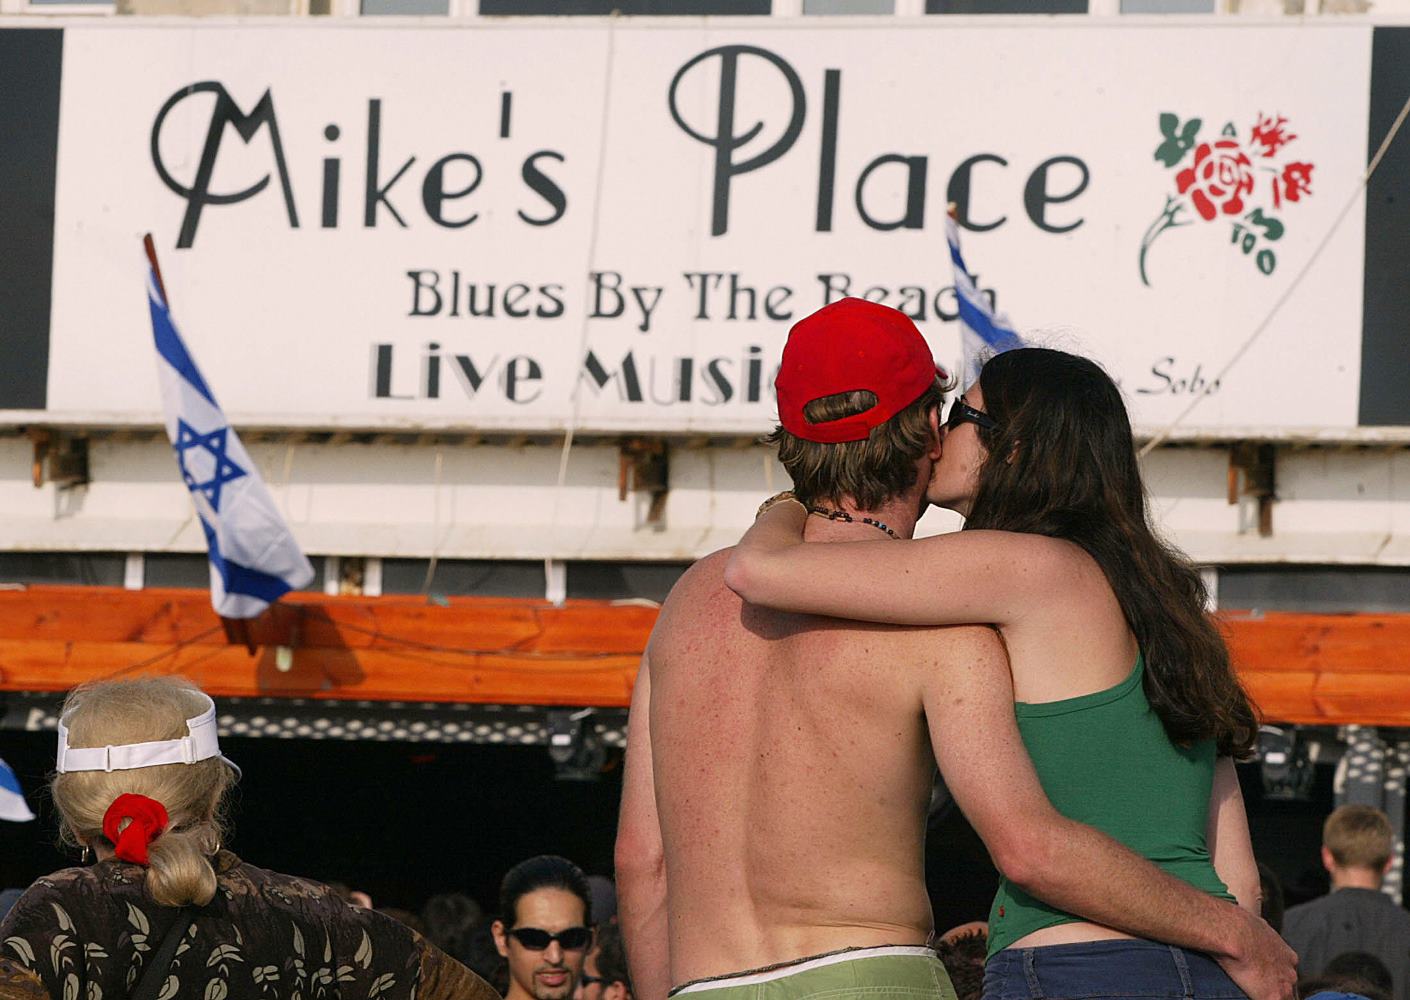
[146,242,314,619]
[173,421,247,513]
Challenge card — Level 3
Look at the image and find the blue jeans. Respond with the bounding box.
[982,940,1248,1000]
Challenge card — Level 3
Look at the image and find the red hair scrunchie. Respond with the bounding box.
[102,794,169,866]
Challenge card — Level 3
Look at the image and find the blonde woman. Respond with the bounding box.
[0,677,496,1000]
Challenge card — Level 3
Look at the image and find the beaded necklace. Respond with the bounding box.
[807,506,901,540]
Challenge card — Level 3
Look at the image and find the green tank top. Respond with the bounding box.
[986,655,1234,958]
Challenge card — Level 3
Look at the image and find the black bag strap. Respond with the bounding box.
[129,905,198,1000]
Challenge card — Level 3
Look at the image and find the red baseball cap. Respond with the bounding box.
[775,297,946,444]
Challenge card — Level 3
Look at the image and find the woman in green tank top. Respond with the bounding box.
[726,348,1268,1000]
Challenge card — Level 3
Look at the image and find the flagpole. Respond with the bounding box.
[142,233,168,302]
[145,233,259,657]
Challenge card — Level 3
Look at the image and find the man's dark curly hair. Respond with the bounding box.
[934,929,987,1000]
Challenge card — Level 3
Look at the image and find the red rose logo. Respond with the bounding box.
[1140,111,1315,288]
[1276,162,1314,206]
[1176,140,1255,221]
[1250,113,1296,158]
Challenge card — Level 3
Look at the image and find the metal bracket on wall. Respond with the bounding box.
[1228,442,1277,537]
[618,437,670,526]
[28,429,90,490]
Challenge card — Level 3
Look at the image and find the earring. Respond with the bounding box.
[81,845,92,864]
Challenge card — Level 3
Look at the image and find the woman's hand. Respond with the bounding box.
[755,490,806,519]
[723,497,809,604]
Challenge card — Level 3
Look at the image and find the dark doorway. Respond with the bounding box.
[0,732,1369,926]
[0,732,623,913]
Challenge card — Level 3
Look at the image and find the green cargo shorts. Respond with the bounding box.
[668,945,958,1000]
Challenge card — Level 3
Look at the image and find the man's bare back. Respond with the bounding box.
[645,548,1006,988]
[617,295,1297,1000]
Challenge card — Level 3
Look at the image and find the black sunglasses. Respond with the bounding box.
[508,926,593,951]
[946,396,998,432]
[580,975,608,988]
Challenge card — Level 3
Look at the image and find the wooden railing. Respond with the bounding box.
[1222,611,1410,727]
[0,587,652,707]
[0,586,1406,724]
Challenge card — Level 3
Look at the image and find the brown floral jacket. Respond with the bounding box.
[0,853,497,1000]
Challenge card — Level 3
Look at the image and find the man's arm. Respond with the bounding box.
[922,628,1295,1000]
[615,652,671,1000]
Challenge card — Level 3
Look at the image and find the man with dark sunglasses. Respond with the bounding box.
[493,855,595,1000]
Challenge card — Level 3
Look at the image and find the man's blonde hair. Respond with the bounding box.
[1323,804,1393,871]
[768,379,948,511]
[52,677,236,907]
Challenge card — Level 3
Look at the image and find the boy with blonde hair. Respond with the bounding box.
[1284,805,1410,1000]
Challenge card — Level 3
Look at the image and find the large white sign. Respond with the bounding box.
[46,20,1370,433]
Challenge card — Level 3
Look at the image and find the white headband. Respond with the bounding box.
[56,691,241,778]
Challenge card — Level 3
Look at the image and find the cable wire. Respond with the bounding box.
[552,18,619,517]
[330,616,639,663]
[102,625,226,680]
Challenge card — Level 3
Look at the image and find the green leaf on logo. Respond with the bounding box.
[1245,209,1285,242]
[1154,113,1202,168]
[1154,139,1186,168]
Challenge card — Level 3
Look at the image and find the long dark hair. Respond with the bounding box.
[965,348,1257,756]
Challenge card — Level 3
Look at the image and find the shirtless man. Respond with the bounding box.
[615,298,1295,1000]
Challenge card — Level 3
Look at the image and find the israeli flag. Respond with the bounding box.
[0,758,35,823]
[946,214,1026,387]
[147,258,315,618]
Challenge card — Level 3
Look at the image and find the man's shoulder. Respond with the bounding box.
[661,549,733,605]
[649,549,738,640]
[917,620,1005,646]
[653,550,1001,667]
[1283,893,1334,926]
[1284,888,1403,927]
[686,547,734,579]
[1280,896,1330,950]
[887,620,1007,666]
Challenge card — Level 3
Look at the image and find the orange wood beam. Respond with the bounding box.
[0,639,639,707]
[0,587,656,653]
[0,587,1407,721]
[1222,612,1410,727]
[0,587,652,707]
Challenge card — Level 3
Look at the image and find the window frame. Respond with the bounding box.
[1,0,116,13]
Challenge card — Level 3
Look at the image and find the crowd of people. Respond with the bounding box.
[0,299,1408,1000]
[323,864,631,1000]
[0,677,634,1000]
[0,707,1401,1000]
